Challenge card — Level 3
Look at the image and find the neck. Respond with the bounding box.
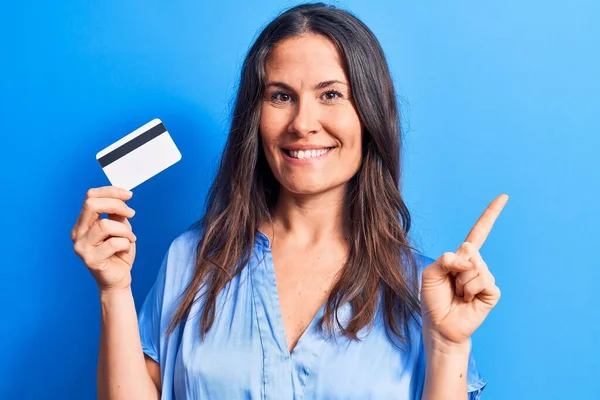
[265,185,348,247]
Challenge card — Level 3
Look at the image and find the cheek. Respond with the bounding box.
[259,108,281,157]
[260,136,280,173]
[329,108,363,153]
[260,105,291,142]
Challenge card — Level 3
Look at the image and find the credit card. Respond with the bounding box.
[96,118,182,190]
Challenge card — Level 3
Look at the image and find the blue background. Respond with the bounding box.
[1,1,598,399]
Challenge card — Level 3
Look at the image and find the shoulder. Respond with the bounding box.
[402,247,436,276]
[167,228,202,261]
[159,228,202,295]
[404,249,436,293]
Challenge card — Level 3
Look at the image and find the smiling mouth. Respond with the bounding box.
[282,147,334,159]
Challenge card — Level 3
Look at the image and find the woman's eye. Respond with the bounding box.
[270,92,291,103]
[323,90,343,101]
[268,90,344,103]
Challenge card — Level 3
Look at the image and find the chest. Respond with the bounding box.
[270,247,344,354]
[172,258,418,400]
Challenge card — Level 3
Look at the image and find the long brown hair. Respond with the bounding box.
[168,2,422,348]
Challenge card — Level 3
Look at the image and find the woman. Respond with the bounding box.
[72,3,508,399]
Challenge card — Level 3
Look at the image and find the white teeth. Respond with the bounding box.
[288,148,330,159]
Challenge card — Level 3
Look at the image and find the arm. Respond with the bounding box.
[419,196,509,399]
[70,186,162,399]
[97,288,160,400]
[421,330,470,400]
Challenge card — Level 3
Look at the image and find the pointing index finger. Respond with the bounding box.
[463,194,509,250]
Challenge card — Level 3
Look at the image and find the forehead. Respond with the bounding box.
[265,33,347,83]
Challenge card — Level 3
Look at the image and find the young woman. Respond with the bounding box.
[72,3,507,399]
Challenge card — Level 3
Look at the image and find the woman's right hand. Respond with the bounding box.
[72,186,138,292]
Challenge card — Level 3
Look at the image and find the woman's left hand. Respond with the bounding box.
[420,194,509,346]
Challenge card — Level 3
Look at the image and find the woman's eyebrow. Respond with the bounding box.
[314,80,348,90]
[265,80,348,91]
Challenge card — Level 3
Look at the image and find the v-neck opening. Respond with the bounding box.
[250,233,361,399]
[259,237,326,357]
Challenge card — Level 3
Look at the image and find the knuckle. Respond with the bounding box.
[478,260,489,272]
[440,252,455,265]
[74,243,90,264]
[81,252,91,265]
[477,273,486,285]
[460,242,474,254]
[83,197,95,211]
[73,241,82,255]
[480,273,491,287]
[98,218,110,232]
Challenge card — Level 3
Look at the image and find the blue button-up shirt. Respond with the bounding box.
[139,229,486,399]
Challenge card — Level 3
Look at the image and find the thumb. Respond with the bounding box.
[108,213,132,229]
[425,252,473,280]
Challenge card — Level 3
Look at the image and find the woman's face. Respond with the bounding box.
[259,33,363,197]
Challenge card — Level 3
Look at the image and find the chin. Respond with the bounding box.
[281,179,344,197]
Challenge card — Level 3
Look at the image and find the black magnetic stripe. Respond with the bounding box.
[98,123,167,168]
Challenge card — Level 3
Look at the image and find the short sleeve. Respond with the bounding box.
[138,250,169,363]
[466,345,487,399]
[137,229,200,366]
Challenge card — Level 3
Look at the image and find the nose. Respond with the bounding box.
[289,96,320,137]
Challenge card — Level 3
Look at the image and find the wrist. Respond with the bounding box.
[98,285,133,302]
[422,329,470,400]
[423,328,471,357]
